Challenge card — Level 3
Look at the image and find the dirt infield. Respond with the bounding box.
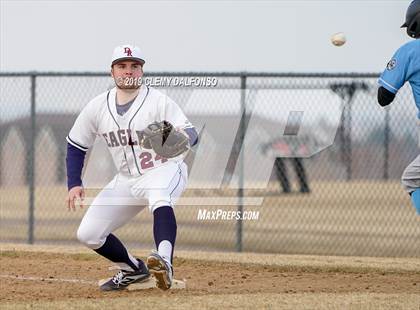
[1,245,419,309]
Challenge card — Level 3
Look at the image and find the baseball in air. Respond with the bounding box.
[331,32,346,46]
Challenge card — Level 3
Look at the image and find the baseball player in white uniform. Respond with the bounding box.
[66,44,198,291]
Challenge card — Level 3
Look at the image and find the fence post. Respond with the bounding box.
[383,107,390,180]
[28,74,36,244]
[236,74,247,252]
[347,96,352,181]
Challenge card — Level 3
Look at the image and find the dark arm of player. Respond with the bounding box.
[66,143,86,190]
[377,86,396,107]
[184,127,199,146]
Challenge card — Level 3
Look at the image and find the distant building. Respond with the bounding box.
[0,127,26,186]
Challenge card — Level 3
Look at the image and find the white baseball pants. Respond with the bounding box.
[77,161,187,249]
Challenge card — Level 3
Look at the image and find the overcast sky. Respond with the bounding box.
[0,0,412,73]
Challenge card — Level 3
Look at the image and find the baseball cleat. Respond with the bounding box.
[146,252,173,290]
[100,259,150,291]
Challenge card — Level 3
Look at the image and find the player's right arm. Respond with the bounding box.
[66,144,86,211]
[377,42,413,106]
[65,100,98,211]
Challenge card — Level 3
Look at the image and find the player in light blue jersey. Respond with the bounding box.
[378,0,420,215]
[378,39,420,115]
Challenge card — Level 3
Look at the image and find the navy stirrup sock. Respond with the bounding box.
[153,206,177,263]
[94,233,142,271]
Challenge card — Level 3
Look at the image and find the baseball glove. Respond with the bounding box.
[141,121,190,158]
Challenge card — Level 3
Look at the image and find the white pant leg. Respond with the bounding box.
[131,161,188,213]
[77,175,146,249]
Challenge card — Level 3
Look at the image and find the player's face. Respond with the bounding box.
[111,61,144,90]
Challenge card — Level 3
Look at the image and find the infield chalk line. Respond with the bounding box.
[0,274,96,285]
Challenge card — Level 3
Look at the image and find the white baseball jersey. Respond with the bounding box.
[66,85,193,178]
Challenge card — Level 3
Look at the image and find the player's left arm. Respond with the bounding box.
[377,43,412,106]
[160,96,198,147]
[377,87,396,107]
[183,127,198,147]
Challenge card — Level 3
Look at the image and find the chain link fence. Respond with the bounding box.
[0,72,419,257]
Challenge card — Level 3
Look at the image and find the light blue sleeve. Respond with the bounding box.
[378,45,411,94]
